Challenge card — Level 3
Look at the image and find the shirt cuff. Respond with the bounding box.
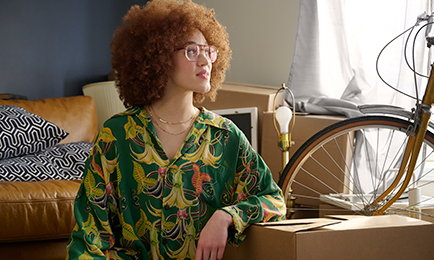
[221,205,247,246]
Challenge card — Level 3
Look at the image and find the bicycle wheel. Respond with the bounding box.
[278,115,434,222]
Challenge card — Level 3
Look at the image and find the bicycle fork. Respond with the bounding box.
[373,64,434,215]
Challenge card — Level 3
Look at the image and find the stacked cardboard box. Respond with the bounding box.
[223,215,434,260]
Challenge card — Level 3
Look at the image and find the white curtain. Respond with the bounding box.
[287,0,434,195]
[287,0,431,112]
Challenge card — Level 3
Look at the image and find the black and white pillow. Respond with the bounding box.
[0,105,69,160]
[47,141,93,180]
[0,141,93,182]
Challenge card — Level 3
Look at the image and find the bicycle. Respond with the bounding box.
[277,12,434,222]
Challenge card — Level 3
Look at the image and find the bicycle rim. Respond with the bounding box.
[278,116,434,222]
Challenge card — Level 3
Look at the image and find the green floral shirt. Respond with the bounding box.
[66,107,285,260]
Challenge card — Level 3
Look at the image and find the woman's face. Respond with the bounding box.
[166,30,212,97]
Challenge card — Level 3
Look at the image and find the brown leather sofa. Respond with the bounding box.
[0,96,98,260]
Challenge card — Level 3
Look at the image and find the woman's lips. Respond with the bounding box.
[197,70,209,80]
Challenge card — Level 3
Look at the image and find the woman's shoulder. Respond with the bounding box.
[102,106,145,128]
[112,106,143,118]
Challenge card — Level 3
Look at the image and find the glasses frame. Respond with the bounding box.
[177,44,219,63]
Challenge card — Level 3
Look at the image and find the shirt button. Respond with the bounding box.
[164,205,170,210]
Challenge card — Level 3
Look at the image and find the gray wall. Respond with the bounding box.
[0,0,147,100]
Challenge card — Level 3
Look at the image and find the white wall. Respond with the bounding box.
[196,0,300,88]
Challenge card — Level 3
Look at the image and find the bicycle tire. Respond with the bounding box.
[278,115,434,221]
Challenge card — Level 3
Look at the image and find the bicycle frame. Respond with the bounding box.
[373,64,434,215]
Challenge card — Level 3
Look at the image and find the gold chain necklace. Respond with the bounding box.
[151,105,196,125]
[148,107,197,136]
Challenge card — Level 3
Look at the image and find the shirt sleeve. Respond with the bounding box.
[66,129,125,259]
[220,129,286,245]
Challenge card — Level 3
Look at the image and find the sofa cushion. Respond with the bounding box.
[0,141,93,182]
[0,105,69,160]
[0,179,81,242]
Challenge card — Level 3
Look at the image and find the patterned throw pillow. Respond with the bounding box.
[48,141,93,180]
[0,105,69,160]
[0,142,92,181]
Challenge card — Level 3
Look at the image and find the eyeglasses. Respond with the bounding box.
[178,44,218,63]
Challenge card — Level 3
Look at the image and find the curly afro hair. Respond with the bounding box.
[110,0,231,108]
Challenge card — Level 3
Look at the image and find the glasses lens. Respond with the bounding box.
[208,46,218,63]
[185,45,199,61]
[184,44,218,63]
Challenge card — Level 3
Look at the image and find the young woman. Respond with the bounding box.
[66,1,285,259]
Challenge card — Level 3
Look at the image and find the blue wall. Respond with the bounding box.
[0,0,147,100]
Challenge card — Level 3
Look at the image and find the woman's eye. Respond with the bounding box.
[187,48,198,55]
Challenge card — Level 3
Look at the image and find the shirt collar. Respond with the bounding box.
[198,107,232,132]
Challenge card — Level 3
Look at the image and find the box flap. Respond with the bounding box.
[254,218,341,232]
[323,215,433,231]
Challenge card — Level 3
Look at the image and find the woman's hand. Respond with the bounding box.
[195,210,233,260]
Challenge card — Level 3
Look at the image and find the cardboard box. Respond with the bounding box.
[261,112,347,183]
[196,82,280,154]
[198,82,278,112]
[223,215,434,260]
